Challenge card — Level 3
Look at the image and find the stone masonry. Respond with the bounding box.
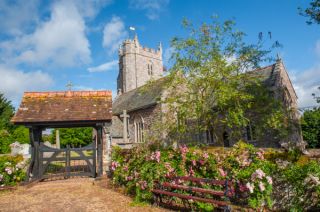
[117,35,163,93]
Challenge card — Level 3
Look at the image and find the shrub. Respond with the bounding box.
[0,155,27,186]
[275,160,320,210]
[111,141,274,209]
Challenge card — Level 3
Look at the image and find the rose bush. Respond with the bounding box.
[111,141,276,210]
[0,155,27,187]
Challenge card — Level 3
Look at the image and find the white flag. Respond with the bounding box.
[129,26,135,31]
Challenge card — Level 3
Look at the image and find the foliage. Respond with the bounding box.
[159,18,288,144]
[0,93,30,153]
[217,142,275,208]
[0,93,15,131]
[50,128,93,148]
[0,129,12,154]
[299,0,320,25]
[0,155,27,186]
[276,160,320,210]
[312,87,320,104]
[11,126,29,144]
[111,141,274,210]
[301,108,320,148]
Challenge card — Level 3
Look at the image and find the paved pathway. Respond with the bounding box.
[0,178,167,212]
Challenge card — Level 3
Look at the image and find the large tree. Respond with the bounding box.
[301,87,320,148]
[301,108,320,148]
[157,18,290,144]
[299,0,320,25]
[0,93,15,130]
[0,93,30,153]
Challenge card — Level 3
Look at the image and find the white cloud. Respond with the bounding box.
[73,0,113,19]
[0,0,40,36]
[129,0,170,20]
[19,1,91,67]
[103,16,128,53]
[0,65,53,106]
[88,60,118,72]
[291,65,320,108]
[0,1,91,68]
[291,40,320,108]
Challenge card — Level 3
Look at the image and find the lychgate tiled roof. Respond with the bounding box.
[11,91,112,124]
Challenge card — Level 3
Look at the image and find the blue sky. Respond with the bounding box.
[0,0,319,108]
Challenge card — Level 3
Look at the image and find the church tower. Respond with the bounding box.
[117,35,163,94]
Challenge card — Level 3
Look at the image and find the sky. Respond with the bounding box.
[0,0,319,108]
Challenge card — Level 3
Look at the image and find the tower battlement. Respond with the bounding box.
[117,35,163,94]
[119,36,162,57]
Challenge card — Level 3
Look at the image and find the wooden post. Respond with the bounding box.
[66,145,70,179]
[92,136,97,178]
[96,125,103,176]
[56,129,60,149]
[29,127,42,180]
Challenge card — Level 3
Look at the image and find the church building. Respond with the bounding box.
[111,36,302,149]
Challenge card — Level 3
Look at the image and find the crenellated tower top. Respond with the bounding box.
[117,35,163,94]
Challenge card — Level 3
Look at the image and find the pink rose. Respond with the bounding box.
[246,182,254,193]
[259,182,265,192]
[266,176,273,185]
[218,168,227,178]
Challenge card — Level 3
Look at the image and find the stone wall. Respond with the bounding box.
[118,36,163,93]
[111,105,161,146]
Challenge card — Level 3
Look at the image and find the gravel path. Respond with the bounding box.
[0,177,167,212]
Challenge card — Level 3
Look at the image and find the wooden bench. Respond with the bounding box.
[152,176,235,211]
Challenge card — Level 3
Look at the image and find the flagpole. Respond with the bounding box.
[129,26,136,39]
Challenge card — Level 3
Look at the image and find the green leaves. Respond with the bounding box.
[0,93,30,153]
[163,17,286,143]
[51,128,93,148]
[301,108,320,148]
[0,93,15,131]
[299,0,320,25]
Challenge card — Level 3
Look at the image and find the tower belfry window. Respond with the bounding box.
[147,62,153,76]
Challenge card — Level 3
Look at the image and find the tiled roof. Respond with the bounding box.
[11,91,112,124]
[112,78,167,115]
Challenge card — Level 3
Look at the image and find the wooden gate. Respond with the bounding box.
[38,142,96,180]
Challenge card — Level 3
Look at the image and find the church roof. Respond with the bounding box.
[11,91,112,126]
[112,77,167,115]
[112,63,281,116]
[250,64,277,87]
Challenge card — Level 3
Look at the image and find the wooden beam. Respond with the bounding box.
[96,126,103,176]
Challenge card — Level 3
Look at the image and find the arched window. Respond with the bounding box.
[246,122,256,142]
[134,115,144,143]
[147,61,153,76]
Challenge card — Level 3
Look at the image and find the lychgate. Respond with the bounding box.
[11,90,112,181]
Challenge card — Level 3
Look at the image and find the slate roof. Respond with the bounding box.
[112,64,280,116]
[11,91,112,125]
[250,64,277,87]
[112,77,167,115]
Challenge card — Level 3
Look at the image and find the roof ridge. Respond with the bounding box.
[24,90,112,98]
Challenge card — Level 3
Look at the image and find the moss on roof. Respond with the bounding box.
[112,77,168,115]
[112,64,278,116]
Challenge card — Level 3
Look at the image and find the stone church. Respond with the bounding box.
[111,35,301,149]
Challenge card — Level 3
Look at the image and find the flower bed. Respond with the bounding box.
[0,155,27,187]
[111,142,320,210]
[111,142,280,210]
